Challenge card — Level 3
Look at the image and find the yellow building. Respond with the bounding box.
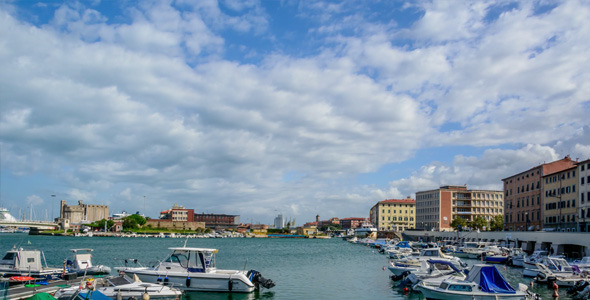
[543,165,578,231]
[370,198,415,231]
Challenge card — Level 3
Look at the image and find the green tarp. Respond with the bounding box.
[25,292,57,300]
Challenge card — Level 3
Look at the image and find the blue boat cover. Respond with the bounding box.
[396,241,411,248]
[479,266,516,294]
[78,291,113,300]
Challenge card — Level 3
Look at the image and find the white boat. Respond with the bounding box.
[388,248,466,276]
[533,257,589,287]
[392,259,467,288]
[522,250,549,277]
[415,265,536,300]
[572,256,590,272]
[451,242,487,259]
[54,274,182,299]
[0,247,62,277]
[354,222,377,237]
[66,249,112,276]
[116,246,275,293]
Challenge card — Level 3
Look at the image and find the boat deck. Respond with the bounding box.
[1,279,74,300]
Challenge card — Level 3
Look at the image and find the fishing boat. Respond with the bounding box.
[115,246,275,293]
[415,265,536,300]
[53,274,182,300]
[0,247,62,277]
[66,249,111,276]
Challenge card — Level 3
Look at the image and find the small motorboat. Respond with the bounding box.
[66,249,112,276]
[0,247,62,277]
[116,245,275,293]
[393,259,467,289]
[53,274,182,300]
[415,264,537,300]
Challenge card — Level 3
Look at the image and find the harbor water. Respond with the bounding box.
[1,234,557,299]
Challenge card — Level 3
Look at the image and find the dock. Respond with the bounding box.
[0,280,74,300]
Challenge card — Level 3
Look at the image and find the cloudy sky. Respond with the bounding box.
[1,0,589,225]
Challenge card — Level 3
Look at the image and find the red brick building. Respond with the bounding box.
[503,156,577,231]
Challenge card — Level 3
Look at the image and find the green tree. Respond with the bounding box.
[471,216,488,231]
[450,217,467,231]
[122,214,146,230]
[490,215,504,231]
[91,219,114,231]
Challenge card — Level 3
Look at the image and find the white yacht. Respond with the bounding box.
[354,222,377,237]
[522,250,549,277]
[0,247,62,277]
[393,259,467,289]
[116,246,275,293]
[66,249,112,275]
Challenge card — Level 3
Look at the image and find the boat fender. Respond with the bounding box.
[142,291,150,300]
[117,292,122,300]
[157,277,162,283]
[164,277,169,285]
[228,279,233,292]
[186,277,191,287]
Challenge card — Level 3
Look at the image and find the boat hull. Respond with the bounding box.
[417,285,529,300]
[118,268,256,293]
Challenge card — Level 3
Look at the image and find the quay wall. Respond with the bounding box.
[403,230,590,257]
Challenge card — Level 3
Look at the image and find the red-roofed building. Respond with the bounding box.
[370,197,415,231]
[503,156,577,231]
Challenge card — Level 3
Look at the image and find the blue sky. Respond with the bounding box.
[1,0,589,225]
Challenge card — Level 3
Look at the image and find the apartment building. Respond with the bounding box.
[578,159,590,232]
[369,198,415,231]
[416,186,503,231]
[502,156,577,231]
[542,166,579,231]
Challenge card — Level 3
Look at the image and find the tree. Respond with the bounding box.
[450,217,467,231]
[490,215,504,231]
[471,216,488,231]
[122,214,147,230]
[91,219,114,231]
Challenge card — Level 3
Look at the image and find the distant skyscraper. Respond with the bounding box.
[274,214,284,229]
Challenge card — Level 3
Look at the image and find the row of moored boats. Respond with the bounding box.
[347,237,590,300]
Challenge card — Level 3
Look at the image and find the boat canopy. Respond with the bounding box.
[168,247,218,253]
[427,259,461,273]
[467,265,516,294]
[395,241,411,248]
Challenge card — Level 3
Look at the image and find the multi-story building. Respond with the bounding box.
[503,156,577,231]
[543,166,579,231]
[60,200,109,224]
[146,204,204,231]
[416,186,503,231]
[274,214,284,229]
[579,159,590,232]
[369,198,415,231]
[194,213,240,229]
[159,204,194,222]
[339,217,367,229]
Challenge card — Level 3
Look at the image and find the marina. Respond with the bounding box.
[2,233,586,299]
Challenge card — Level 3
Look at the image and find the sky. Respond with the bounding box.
[1,0,589,226]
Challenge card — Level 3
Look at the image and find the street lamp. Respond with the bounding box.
[525,212,529,231]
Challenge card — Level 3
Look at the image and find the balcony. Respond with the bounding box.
[456,211,473,215]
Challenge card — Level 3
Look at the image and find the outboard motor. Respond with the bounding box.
[247,270,275,289]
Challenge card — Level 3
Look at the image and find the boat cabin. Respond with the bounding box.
[68,249,94,270]
[438,281,477,292]
[159,247,217,273]
[0,248,44,272]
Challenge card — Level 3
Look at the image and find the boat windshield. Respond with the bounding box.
[2,252,15,261]
[165,253,190,268]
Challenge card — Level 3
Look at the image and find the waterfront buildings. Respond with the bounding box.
[542,165,578,231]
[369,198,415,231]
[578,159,590,232]
[146,204,205,231]
[60,200,109,224]
[502,156,577,231]
[339,217,367,229]
[415,186,503,231]
[194,213,240,229]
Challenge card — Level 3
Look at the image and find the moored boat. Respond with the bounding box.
[66,249,111,276]
[0,247,62,277]
[115,246,275,293]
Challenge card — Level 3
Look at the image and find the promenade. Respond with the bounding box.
[403,230,590,257]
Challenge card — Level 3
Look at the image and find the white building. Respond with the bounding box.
[274,214,284,229]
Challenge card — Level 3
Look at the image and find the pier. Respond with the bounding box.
[403,230,590,257]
